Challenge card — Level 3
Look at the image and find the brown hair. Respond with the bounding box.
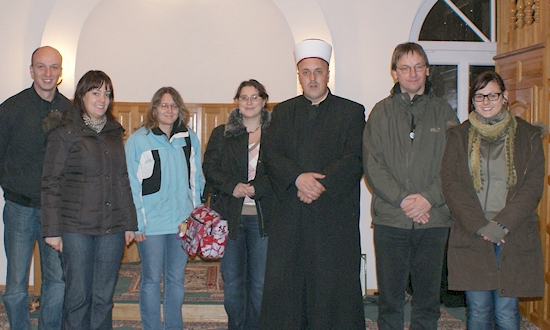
[233,79,269,107]
[143,87,190,132]
[73,70,115,121]
[391,42,430,71]
[469,71,507,112]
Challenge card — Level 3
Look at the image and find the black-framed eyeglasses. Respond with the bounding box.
[472,93,502,102]
[157,103,179,110]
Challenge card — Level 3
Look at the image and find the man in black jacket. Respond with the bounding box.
[0,46,72,330]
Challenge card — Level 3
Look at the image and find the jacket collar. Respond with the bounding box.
[29,83,63,105]
[391,81,433,102]
[224,107,271,138]
[152,121,188,138]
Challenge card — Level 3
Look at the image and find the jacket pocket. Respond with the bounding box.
[510,218,541,253]
[448,223,474,248]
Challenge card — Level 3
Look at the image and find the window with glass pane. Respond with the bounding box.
[470,65,494,85]
[429,65,458,111]
[419,0,491,41]
[429,64,495,114]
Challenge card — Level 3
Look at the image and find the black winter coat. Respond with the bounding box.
[202,108,274,240]
[260,92,366,329]
[41,109,137,237]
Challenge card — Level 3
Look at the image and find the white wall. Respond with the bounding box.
[0,0,424,289]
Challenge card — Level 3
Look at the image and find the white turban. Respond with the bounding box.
[294,39,332,64]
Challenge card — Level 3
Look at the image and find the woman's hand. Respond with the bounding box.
[233,183,251,198]
[45,237,63,252]
[135,232,146,242]
[125,231,136,245]
[244,185,255,198]
[481,234,506,246]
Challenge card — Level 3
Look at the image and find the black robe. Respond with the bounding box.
[260,92,366,329]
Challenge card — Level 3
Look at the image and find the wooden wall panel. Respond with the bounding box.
[495,15,550,314]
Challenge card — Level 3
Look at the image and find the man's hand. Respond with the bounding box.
[297,190,314,204]
[295,172,326,203]
[45,237,63,252]
[401,194,432,224]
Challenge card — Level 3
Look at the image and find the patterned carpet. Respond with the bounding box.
[0,260,541,329]
[114,260,225,303]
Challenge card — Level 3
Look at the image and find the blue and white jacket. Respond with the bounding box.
[125,123,205,235]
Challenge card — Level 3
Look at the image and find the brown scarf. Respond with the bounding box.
[468,109,517,191]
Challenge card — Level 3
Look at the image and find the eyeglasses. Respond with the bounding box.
[238,95,262,102]
[157,103,179,110]
[397,63,427,74]
[472,93,502,102]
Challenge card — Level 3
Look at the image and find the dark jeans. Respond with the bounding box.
[3,200,64,330]
[62,232,125,330]
[374,225,449,330]
[221,215,268,330]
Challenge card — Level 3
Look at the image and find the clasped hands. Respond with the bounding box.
[295,172,326,204]
[233,182,255,199]
[400,194,431,224]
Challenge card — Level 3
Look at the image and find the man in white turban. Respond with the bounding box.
[260,39,366,329]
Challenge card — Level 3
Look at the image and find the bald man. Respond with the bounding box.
[0,46,72,330]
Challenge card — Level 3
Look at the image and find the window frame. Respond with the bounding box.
[410,0,497,121]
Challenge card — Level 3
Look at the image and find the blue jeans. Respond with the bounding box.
[465,244,520,330]
[221,215,268,330]
[3,200,64,330]
[374,225,449,330]
[62,232,125,330]
[137,233,188,330]
[465,290,519,330]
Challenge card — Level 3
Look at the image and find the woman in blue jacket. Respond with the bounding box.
[125,87,204,330]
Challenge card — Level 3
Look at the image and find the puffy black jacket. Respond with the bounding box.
[41,109,137,237]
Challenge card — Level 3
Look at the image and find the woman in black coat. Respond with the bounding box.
[41,70,137,330]
[202,79,274,330]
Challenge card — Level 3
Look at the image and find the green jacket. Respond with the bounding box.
[363,82,458,229]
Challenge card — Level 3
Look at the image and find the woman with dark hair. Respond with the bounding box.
[125,86,204,330]
[203,79,274,330]
[441,71,545,329]
[41,70,137,329]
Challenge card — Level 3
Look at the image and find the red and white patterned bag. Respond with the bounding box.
[179,203,228,259]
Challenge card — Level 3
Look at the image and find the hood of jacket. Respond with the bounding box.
[224,107,271,138]
[41,107,123,136]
